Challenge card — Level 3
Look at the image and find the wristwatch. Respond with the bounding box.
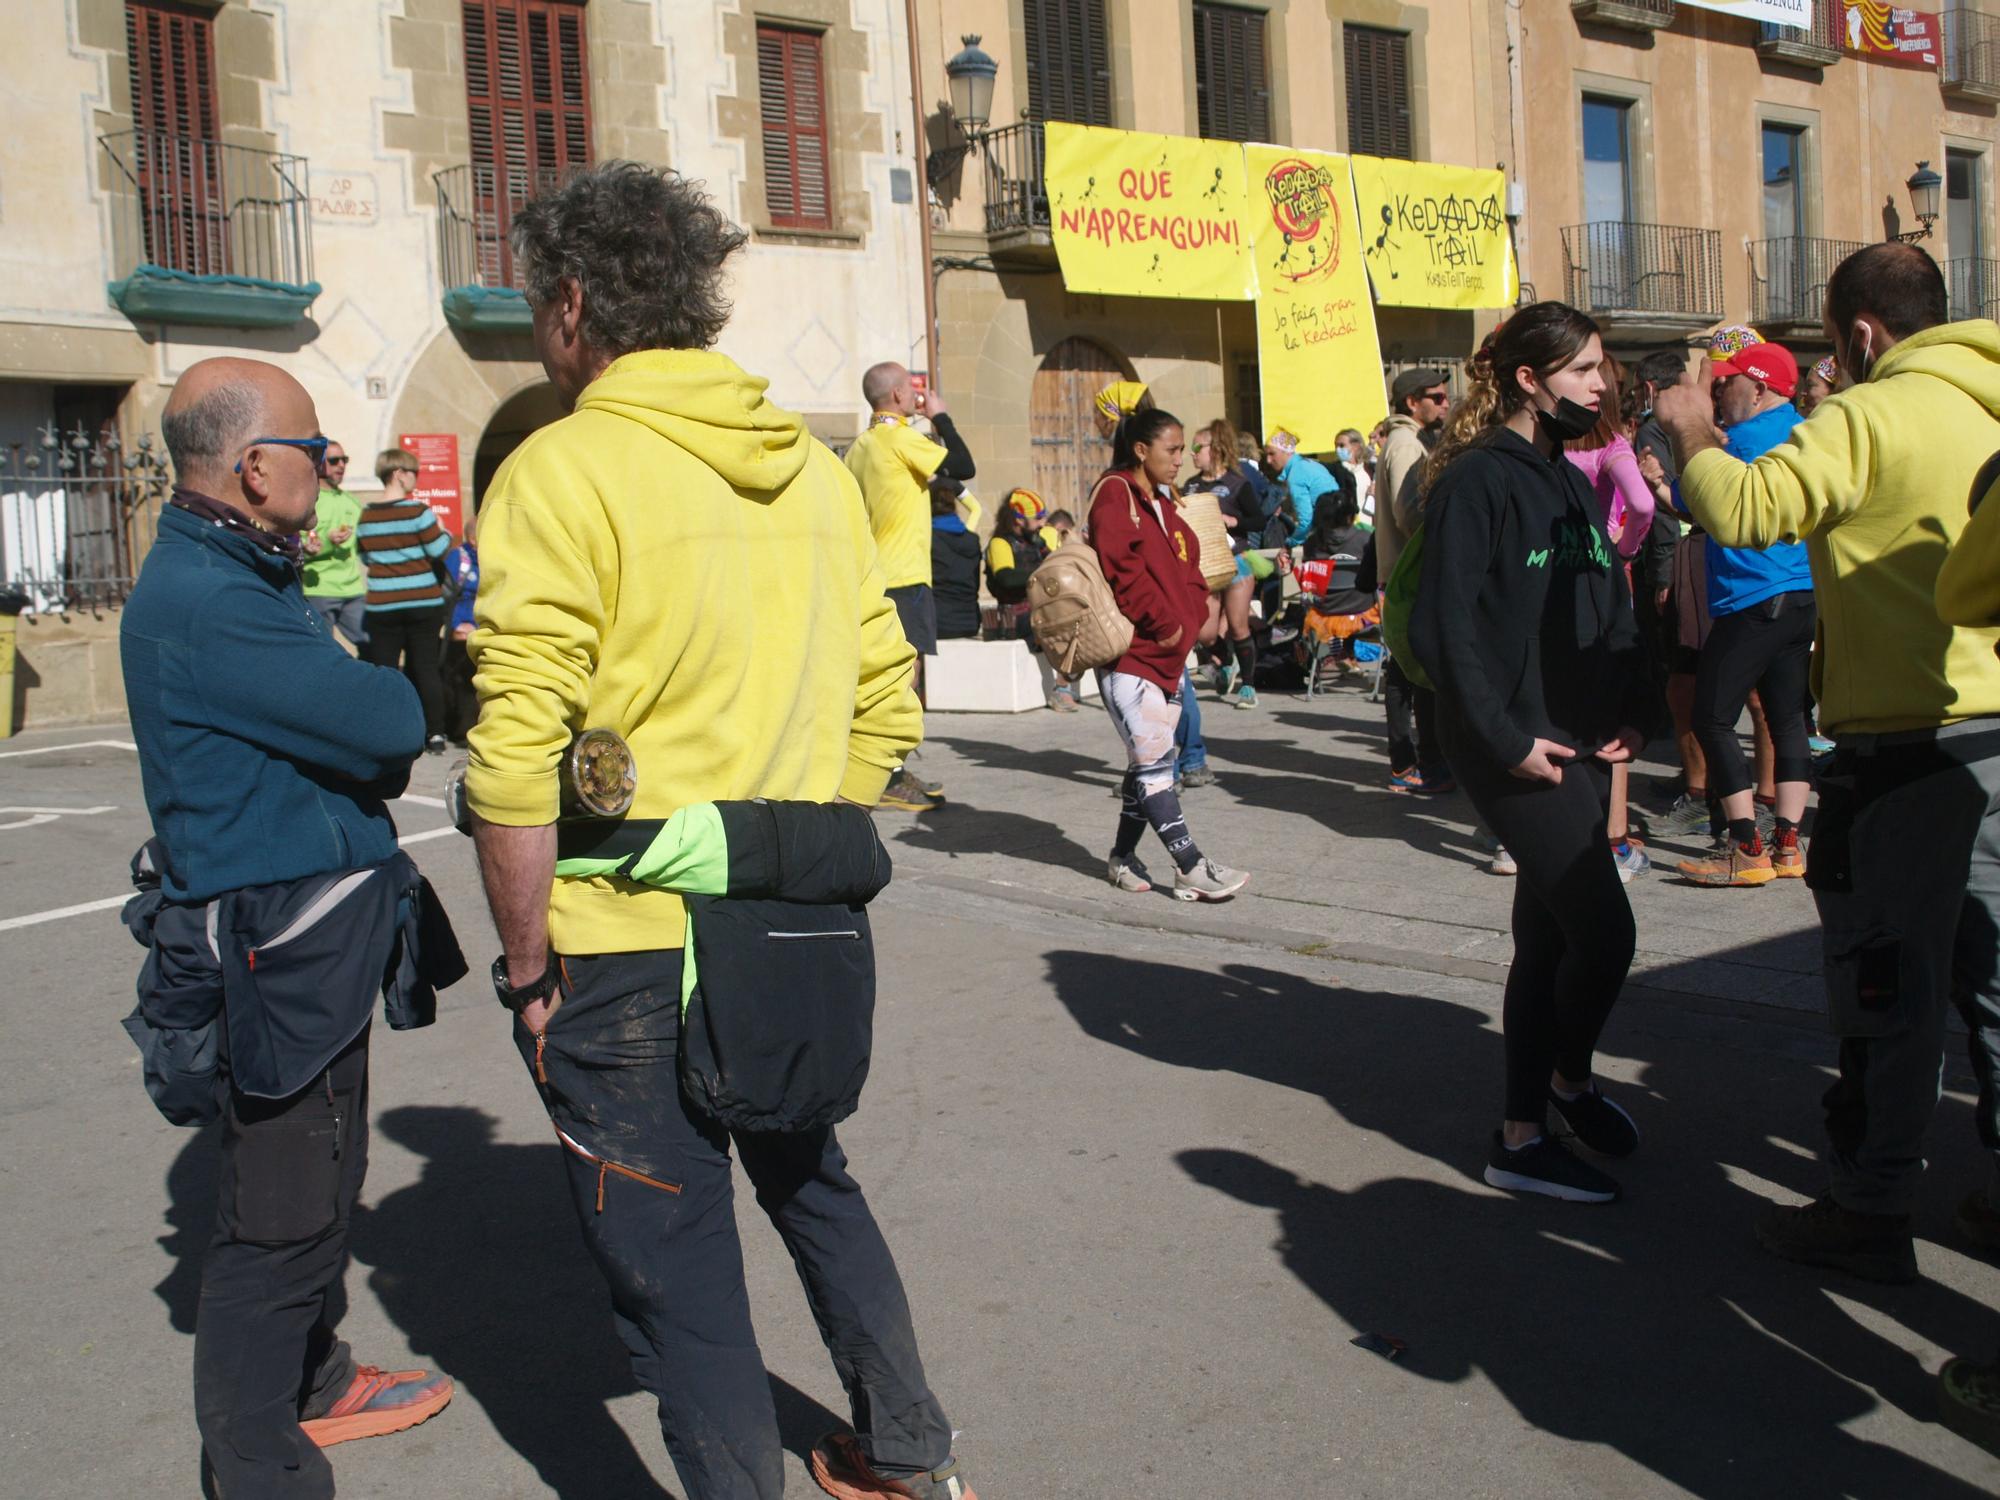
[492,954,560,1012]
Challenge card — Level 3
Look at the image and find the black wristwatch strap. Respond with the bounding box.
[492,953,560,1011]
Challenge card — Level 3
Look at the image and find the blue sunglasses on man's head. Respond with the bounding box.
[234,436,331,473]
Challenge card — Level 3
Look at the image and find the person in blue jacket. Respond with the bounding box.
[121,357,455,1495]
[1264,425,1342,546]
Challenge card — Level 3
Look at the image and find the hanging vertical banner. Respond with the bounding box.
[1044,123,1256,301]
[1349,156,1519,310]
[1246,145,1387,454]
[1841,1,1941,67]
[397,432,464,539]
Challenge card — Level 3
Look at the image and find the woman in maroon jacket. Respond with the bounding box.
[1090,408,1250,902]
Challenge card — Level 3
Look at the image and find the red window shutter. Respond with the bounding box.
[461,0,591,283]
[757,24,832,229]
[125,0,226,274]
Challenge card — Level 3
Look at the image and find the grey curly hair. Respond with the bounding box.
[509,161,749,354]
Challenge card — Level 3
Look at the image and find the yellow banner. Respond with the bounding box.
[1246,145,1386,454]
[1349,156,1518,310]
[1044,123,1255,301]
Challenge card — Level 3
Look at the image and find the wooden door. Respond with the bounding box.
[1030,337,1129,517]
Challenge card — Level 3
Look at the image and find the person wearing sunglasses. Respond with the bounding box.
[300,439,367,648]
[357,448,456,753]
[120,357,458,1494]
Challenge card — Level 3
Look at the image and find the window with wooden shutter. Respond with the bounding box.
[757,24,832,229]
[1024,0,1112,126]
[1343,25,1413,160]
[1193,3,1271,144]
[125,0,225,274]
[461,0,590,283]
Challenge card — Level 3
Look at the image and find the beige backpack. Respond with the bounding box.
[1028,482,1137,677]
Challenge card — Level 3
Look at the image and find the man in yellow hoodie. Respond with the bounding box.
[1655,242,2000,1293]
[466,163,975,1500]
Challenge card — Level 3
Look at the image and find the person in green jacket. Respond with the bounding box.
[1655,242,2000,1296]
[300,438,366,646]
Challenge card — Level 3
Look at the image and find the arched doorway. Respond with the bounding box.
[1029,337,1131,513]
[472,383,567,514]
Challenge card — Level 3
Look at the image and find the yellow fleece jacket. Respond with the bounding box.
[466,350,923,955]
[1935,459,2000,628]
[1678,320,2000,736]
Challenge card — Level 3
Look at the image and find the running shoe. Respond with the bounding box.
[1216,663,1238,699]
[1939,1357,2000,1460]
[301,1366,454,1449]
[425,734,448,756]
[1610,840,1651,884]
[1808,733,1836,756]
[1173,858,1249,902]
[1549,1083,1641,1157]
[1234,683,1258,710]
[877,770,938,812]
[1483,1133,1620,1203]
[1754,1193,1917,1283]
[1651,793,1716,840]
[1046,686,1079,713]
[1107,853,1154,893]
[1677,840,1775,887]
[1179,765,1219,789]
[1489,846,1518,877]
[1388,767,1423,792]
[1770,833,1805,878]
[812,1431,978,1500]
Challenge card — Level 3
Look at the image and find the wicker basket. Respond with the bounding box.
[1177,491,1237,592]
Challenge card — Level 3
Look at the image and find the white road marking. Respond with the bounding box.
[0,739,137,758]
[396,793,448,809]
[0,824,461,930]
[0,805,116,831]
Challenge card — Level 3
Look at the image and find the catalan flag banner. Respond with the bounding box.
[1245,144,1387,453]
[1841,1,1941,67]
[1043,123,1256,301]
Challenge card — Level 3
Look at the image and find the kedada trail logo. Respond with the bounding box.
[1264,157,1342,282]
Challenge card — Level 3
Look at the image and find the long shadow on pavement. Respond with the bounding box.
[1047,948,2000,1498]
[889,801,1102,880]
[157,1107,846,1500]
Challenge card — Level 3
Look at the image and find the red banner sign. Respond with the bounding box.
[1843,1,1941,68]
[396,432,464,540]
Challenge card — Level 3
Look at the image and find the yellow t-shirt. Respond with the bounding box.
[845,417,946,590]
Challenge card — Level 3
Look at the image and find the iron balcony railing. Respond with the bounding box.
[1571,0,1676,31]
[981,121,1050,237]
[435,163,571,292]
[1946,257,2000,321]
[98,130,312,286]
[1750,236,1866,325]
[1757,4,1844,64]
[0,426,171,614]
[1560,222,1725,321]
[1943,8,2000,96]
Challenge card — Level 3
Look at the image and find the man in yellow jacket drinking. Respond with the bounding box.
[1655,242,2000,1297]
[465,163,976,1500]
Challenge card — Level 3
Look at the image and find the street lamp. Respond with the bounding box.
[1896,160,1943,244]
[927,34,998,188]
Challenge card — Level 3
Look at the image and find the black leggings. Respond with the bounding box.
[1692,591,1816,799]
[362,606,446,739]
[1445,731,1637,1123]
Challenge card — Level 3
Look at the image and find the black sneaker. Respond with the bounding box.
[1755,1193,1917,1284]
[1483,1132,1620,1203]
[1549,1083,1640,1158]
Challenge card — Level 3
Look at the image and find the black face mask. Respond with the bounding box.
[1536,396,1600,444]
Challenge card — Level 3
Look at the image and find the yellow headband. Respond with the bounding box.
[1093,380,1150,422]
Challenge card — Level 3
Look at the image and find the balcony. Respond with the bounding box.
[98,131,318,328]
[1943,8,2000,100]
[1571,0,1675,34]
[1757,6,1843,67]
[1946,257,2000,321]
[1561,221,1725,335]
[980,121,1052,260]
[434,164,569,334]
[1750,236,1866,331]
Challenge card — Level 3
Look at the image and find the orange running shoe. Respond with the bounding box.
[1771,830,1805,878]
[301,1365,453,1449]
[811,1431,978,1500]
[1677,839,1776,887]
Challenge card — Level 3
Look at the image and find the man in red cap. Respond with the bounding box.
[1670,339,1819,887]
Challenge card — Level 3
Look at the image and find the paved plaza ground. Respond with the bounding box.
[5,678,1998,1498]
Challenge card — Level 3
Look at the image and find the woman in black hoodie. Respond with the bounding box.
[1406,302,1654,1205]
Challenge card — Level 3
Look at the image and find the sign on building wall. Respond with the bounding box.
[310,171,379,225]
[1246,145,1388,451]
[397,432,464,540]
[1044,123,1256,301]
[1676,0,1814,26]
[1842,1,1941,66]
[1349,157,1519,310]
